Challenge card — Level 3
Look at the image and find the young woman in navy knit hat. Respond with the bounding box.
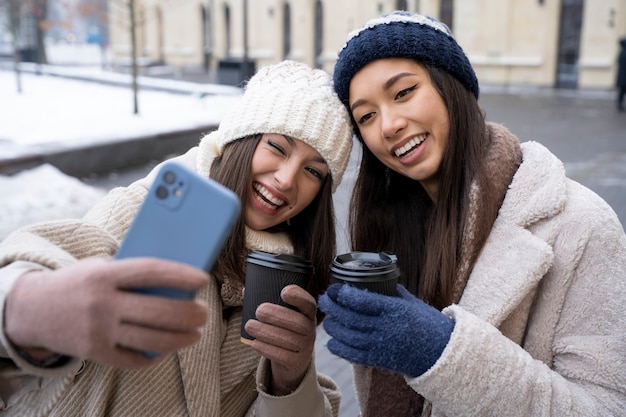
[319,11,626,417]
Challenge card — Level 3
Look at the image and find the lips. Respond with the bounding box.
[253,182,285,210]
[394,134,427,158]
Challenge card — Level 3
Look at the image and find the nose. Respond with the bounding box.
[274,160,298,190]
[380,106,406,139]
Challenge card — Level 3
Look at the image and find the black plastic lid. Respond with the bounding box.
[246,250,313,274]
[329,251,400,281]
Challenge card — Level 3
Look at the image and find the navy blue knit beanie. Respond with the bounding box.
[333,11,479,105]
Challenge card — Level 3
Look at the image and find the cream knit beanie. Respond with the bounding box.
[199,60,353,192]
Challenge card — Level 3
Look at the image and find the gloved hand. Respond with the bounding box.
[318,283,454,378]
[244,284,317,396]
[5,257,209,369]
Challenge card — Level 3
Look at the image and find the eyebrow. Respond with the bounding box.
[283,135,296,147]
[350,72,416,113]
[282,135,327,165]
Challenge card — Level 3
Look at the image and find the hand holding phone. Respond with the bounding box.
[115,160,240,357]
[115,160,241,299]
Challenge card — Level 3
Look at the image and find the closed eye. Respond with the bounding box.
[267,139,286,155]
[306,167,325,181]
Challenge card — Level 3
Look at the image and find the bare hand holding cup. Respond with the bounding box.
[240,251,315,395]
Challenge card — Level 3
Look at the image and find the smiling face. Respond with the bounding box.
[349,58,449,201]
[245,133,329,231]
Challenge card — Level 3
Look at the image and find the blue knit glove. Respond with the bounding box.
[318,283,454,378]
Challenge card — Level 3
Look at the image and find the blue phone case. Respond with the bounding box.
[115,160,241,299]
[115,161,240,358]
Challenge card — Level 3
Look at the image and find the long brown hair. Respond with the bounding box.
[350,63,496,310]
[210,134,337,302]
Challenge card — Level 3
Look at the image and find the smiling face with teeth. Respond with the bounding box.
[245,133,329,231]
[349,58,450,201]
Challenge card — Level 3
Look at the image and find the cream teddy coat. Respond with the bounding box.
[0,148,341,417]
[389,140,626,416]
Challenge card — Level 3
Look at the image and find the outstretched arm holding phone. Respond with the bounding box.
[0,177,210,371]
[0,60,353,417]
[4,258,209,369]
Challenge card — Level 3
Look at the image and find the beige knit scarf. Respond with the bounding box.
[361,123,522,417]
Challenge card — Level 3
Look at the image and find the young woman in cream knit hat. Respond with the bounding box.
[0,60,353,417]
[319,11,626,417]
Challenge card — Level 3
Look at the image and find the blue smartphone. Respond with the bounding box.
[115,160,241,299]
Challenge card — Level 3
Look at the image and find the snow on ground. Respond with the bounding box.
[0,66,242,240]
[0,68,242,159]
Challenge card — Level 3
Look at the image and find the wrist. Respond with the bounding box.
[268,361,309,396]
[5,270,45,347]
[269,375,299,396]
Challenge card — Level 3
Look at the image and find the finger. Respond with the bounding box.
[248,336,304,369]
[326,337,372,367]
[321,284,386,317]
[323,283,342,302]
[322,318,376,349]
[280,285,317,321]
[319,295,377,331]
[396,284,415,300]
[246,318,314,371]
[245,320,314,352]
[116,321,203,356]
[335,284,387,316]
[109,258,210,291]
[318,291,344,317]
[118,293,208,332]
[255,301,315,337]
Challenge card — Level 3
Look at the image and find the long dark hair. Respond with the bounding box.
[210,135,336,304]
[350,63,495,310]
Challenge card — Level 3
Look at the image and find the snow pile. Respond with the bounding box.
[0,164,106,240]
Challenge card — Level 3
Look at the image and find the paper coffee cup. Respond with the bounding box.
[329,251,400,296]
[240,251,313,344]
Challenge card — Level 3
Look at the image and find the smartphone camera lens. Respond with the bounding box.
[156,185,169,200]
[163,171,177,184]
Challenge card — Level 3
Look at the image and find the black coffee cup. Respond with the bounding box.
[329,251,400,296]
[240,250,313,345]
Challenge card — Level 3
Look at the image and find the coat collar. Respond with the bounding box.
[458,141,566,326]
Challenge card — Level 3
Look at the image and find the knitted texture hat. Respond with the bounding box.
[202,60,353,192]
[333,11,479,104]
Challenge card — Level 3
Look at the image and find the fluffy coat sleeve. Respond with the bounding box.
[405,179,626,417]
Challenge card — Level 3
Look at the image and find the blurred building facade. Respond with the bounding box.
[107,0,626,90]
[0,0,109,63]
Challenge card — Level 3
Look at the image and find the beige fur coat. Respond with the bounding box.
[390,138,626,416]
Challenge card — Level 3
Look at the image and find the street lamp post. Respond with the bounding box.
[242,0,249,81]
[129,0,139,114]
